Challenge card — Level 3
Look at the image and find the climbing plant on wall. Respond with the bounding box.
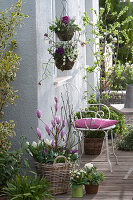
[0,0,28,152]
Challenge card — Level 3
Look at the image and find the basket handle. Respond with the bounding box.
[53,156,68,165]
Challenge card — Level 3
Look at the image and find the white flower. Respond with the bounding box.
[85,163,93,169]
[57,28,60,31]
[44,138,51,145]
[26,141,29,146]
[32,141,37,148]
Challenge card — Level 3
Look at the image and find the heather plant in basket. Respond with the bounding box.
[26,96,78,164]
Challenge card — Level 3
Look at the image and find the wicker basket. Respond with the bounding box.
[55,58,75,71]
[34,156,70,195]
[56,31,74,41]
[84,137,104,155]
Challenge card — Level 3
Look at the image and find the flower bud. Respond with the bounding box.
[61,129,65,138]
[62,119,66,127]
[55,116,60,124]
[36,128,42,139]
[54,97,58,103]
[55,103,58,112]
[36,109,42,118]
[32,141,37,148]
[45,125,51,136]
[51,120,56,127]
[51,140,55,148]
[72,149,78,154]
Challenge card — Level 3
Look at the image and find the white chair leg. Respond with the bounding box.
[111,129,118,165]
[78,131,82,165]
[105,131,112,172]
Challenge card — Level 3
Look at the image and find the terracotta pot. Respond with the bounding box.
[84,137,104,155]
[85,183,99,194]
[56,31,74,41]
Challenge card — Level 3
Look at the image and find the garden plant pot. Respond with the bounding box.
[55,58,75,71]
[56,31,74,41]
[0,196,9,200]
[84,137,104,155]
[72,185,83,198]
[85,183,99,194]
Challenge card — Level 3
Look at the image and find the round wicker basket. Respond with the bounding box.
[55,58,75,71]
[56,31,74,41]
[34,156,70,195]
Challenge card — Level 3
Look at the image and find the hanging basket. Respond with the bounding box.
[56,31,74,41]
[34,156,70,195]
[55,57,75,71]
[84,137,104,155]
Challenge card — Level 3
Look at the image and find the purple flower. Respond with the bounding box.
[54,97,58,103]
[51,120,56,127]
[36,109,42,118]
[72,149,78,154]
[61,16,70,24]
[44,33,48,37]
[57,125,60,132]
[51,140,55,148]
[61,129,65,138]
[36,128,42,139]
[62,120,66,127]
[55,103,58,112]
[55,116,60,124]
[56,47,64,55]
[45,125,51,136]
[42,148,47,154]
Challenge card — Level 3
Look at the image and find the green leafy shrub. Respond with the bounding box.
[1,175,53,200]
[0,150,22,190]
[116,125,133,151]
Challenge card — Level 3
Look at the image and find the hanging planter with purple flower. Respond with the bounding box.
[49,16,81,41]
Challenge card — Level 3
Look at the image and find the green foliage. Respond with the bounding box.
[49,16,81,33]
[26,141,78,164]
[84,165,104,186]
[70,169,88,188]
[1,175,53,200]
[0,150,22,190]
[0,120,15,153]
[83,0,133,92]
[83,131,105,138]
[116,125,133,151]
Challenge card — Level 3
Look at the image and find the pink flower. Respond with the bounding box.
[81,42,86,47]
[55,103,58,112]
[45,125,51,136]
[51,120,56,127]
[36,128,42,139]
[54,97,58,103]
[61,129,65,138]
[55,116,60,124]
[62,120,66,127]
[36,109,42,118]
[57,125,60,132]
[51,140,55,148]
[42,148,47,154]
[61,16,70,24]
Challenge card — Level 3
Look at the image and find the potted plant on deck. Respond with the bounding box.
[83,163,104,194]
[49,16,81,41]
[26,96,79,195]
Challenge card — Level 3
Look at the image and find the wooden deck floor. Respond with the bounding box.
[54,144,133,200]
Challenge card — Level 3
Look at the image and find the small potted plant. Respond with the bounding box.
[49,16,81,41]
[70,169,87,198]
[83,163,104,194]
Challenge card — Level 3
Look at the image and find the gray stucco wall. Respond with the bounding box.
[0,0,98,148]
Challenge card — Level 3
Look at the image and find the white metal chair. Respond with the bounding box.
[73,104,119,172]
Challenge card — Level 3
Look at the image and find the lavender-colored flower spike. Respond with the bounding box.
[51,140,55,148]
[72,149,78,154]
[62,119,66,127]
[36,128,42,139]
[51,120,56,127]
[36,109,42,118]
[55,116,60,124]
[54,97,58,103]
[55,103,58,112]
[61,129,65,138]
[45,125,51,136]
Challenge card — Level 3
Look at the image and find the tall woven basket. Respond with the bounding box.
[34,156,70,195]
[84,137,104,155]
